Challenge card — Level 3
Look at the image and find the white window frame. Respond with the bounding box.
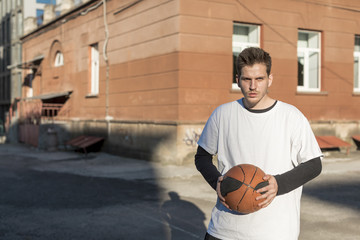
[232,23,260,89]
[354,35,360,93]
[297,30,321,92]
[90,43,99,95]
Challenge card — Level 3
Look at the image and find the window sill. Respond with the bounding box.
[296,91,328,96]
[230,88,242,93]
[353,92,360,96]
[86,93,99,98]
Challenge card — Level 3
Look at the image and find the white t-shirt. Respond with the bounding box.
[198,99,322,240]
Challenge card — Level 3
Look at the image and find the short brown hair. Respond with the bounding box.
[236,47,272,76]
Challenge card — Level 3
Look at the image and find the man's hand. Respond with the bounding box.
[216,176,230,209]
[256,174,278,208]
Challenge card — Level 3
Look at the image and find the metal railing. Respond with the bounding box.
[18,101,70,123]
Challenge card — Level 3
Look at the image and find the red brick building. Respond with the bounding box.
[11,0,360,164]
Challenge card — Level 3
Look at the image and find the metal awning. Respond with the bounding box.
[316,135,351,155]
[7,55,44,70]
[24,90,72,100]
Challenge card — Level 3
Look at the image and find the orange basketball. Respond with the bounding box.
[220,164,269,214]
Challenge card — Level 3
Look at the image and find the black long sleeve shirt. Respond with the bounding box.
[195,146,322,195]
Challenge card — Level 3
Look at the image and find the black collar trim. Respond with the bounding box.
[243,100,278,113]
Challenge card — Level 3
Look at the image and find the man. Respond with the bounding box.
[195,47,322,240]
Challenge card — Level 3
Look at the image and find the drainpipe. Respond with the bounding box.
[102,0,112,141]
[103,0,110,118]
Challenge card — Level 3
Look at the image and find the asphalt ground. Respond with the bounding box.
[0,143,359,240]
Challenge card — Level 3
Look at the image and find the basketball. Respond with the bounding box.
[220,164,269,214]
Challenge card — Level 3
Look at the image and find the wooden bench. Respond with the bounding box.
[66,135,104,154]
[316,135,351,155]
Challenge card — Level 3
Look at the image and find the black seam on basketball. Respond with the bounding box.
[237,186,248,211]
[249,167,258,186]
[236,166,258,212]
[237,165,246,182]
[241,182,255,190]
[236,165,249,211]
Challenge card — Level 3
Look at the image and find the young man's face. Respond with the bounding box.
[237,63,273,109]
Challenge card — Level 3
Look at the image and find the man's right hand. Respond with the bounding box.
[216,176,230,209]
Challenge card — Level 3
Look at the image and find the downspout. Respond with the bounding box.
[103,0,111,120]
[102,0,112,142]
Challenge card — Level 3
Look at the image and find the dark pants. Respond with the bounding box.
[204,232,221,240]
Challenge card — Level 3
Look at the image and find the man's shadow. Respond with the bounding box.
[161,191,207,240]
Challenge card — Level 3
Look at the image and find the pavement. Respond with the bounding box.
[0,143,359,239]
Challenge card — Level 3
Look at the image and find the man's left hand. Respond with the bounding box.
[256,174,278,208]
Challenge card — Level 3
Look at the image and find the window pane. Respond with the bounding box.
[233,53,238,83]
[298,32,308,48]
[355,57,359,88]
[355,36,360,52]
[54,51,63,67]
[308,32,319,48]
[233,25,259,44]
[90,44,99,95]
[298,55,304,87]
[36,9,43,26]
[233,25,250,43]
[298,31,319,49]
[248,26,258,43]
[309,52,319,88]
[36,0,56,4]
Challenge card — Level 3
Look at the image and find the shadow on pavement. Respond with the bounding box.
[161,191,206,240]
[0,150,208,239]
[303,179,360,211]
[0,169,160,209]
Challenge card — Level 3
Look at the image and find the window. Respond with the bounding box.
[297,30,321,92]
[36,9,43,26]
[36,0,56,4]
[354,35,360,93]
[49,40,63,69]
[89,43,99,95]
[232,23,260,89]
[54,51,63,67]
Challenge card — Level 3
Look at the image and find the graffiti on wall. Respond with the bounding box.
[118,128,133,145]
[183,128,202,146]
